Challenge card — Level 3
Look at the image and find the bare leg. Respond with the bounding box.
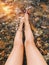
[24,13,47,65]
[5,18,24,65]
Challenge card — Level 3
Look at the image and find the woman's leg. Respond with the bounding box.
[24,13,47,65]
[5,18,24,65]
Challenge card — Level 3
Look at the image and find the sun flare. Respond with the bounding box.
[2,6,11,14]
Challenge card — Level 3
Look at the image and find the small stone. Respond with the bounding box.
[0,40,5,49]
[36,41,42,48]
[35,17,39,22]
[6,35,11,40]
[41,26,47,29]
[40,48,47,55]
[0,57,3,60]
[1,51,5,57]
[44,43,49,48]
[34,11,43,16]
[35,29,43,36]
[37,37,41,41]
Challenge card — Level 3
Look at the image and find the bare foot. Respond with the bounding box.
[14,17,24,47]
[24,13,35,46]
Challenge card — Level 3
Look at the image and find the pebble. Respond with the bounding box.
[34,11,43,17]
[0,40,5,49]
[34,17,39,22]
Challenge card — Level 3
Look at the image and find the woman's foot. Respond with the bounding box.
[24,13,35,46]
[14,17,24,47]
